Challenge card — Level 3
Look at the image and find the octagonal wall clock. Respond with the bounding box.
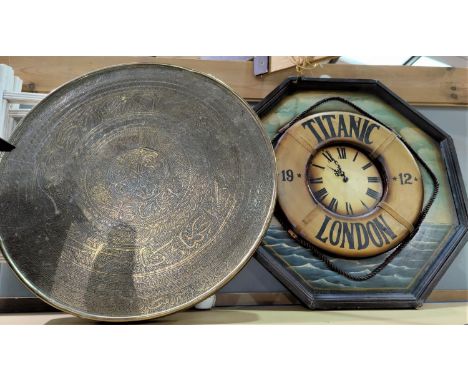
[255,77,468,309]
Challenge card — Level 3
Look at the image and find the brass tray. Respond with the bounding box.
[0,64,276,321]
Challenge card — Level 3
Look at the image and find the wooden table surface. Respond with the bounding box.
[0,303,466,325]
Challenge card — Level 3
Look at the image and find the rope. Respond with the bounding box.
[273,97,439,281]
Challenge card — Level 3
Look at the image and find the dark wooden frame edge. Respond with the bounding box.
[253,76,468,310]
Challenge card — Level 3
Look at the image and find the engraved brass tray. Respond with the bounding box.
[0,64,276,321]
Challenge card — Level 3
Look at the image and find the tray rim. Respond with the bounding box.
[0,63,277,321]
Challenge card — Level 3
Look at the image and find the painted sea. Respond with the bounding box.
[261,217,454,291]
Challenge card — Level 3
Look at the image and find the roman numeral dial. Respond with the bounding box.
[328,197,338,212]
[366,188,380,200]
[345,202,354,215]
[307,145,383,216]
[314,187,328,201]
[337,147,346,159]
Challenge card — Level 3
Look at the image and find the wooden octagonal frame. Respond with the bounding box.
[254,77,468,309]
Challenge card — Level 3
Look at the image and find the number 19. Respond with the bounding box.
[281,169,294,182]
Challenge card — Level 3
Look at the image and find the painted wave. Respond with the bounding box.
[262,220,452,290]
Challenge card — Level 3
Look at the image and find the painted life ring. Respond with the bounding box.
[275,111,424,258]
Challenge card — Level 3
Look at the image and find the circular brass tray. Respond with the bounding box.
[0,64,276,321]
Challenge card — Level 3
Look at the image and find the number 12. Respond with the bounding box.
[398,173,413,185]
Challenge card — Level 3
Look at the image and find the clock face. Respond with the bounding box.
[274,111,424,258]
[307,145,384,216]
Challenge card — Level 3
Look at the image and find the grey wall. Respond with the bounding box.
[0,107,466,298]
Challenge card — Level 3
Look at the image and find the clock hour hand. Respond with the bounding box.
[335,163,349,182]
[328,164,349,183]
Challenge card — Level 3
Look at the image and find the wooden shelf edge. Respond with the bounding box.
[215,290,468,306]
[0,290,465,314]
[1,57,466,107]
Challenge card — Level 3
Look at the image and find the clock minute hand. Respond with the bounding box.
[327,165,341,177]
[324,150,349,182]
